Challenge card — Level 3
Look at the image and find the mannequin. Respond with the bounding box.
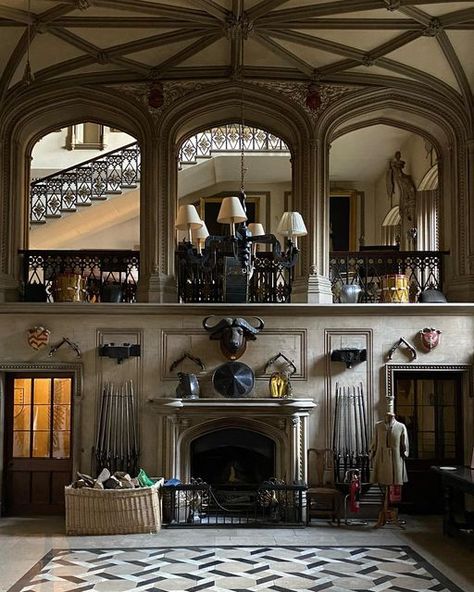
[370,411,409,485]
[370,411,409,528]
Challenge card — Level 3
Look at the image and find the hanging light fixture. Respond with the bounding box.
[174,2,307,304]
[22,0,34,86]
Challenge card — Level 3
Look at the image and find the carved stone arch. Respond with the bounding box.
[314,88,471,297]
[149,82,315,298]
[0,86,153,297]
[331,117,443,159]
[176,417,289,482]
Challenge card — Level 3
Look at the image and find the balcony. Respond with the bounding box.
[19,248,445,304]
[19,249,139,303]
[330,250,446,303]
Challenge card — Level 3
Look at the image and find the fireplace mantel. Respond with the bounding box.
[148,397,317,416]
[150,397,317,482]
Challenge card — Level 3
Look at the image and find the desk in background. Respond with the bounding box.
[432,466,474,542]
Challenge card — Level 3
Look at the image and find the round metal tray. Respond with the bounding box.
[212,361,255,398]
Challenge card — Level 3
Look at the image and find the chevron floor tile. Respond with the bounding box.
[7,545,465,592]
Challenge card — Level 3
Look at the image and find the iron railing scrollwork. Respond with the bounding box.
[162,481,306,527]
[179,124,289,166]
[30,126,289,225]
[30,142,140,224]
[329,250,446,303]
[176,247,293,304]
[19,249,139,303]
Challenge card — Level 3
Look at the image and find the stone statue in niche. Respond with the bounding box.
[387,151,417,248]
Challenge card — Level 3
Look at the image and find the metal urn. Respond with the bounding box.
[175,372,200,399]
[340,283,361,303]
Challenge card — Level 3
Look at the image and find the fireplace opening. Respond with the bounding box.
[190,428,275,486]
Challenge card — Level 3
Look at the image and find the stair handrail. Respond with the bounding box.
[31,141,139,185]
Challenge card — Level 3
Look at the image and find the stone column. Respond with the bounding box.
[291,137,333,303]
[136,133,176,302]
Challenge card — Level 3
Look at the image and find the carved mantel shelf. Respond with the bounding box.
[147,397,317,417]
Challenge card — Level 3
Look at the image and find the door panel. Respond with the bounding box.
[395,372,463,513]
[3,375,73,515]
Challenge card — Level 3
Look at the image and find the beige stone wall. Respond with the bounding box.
[0,304,472,486]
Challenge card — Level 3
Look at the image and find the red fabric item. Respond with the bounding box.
[349,475,360,513]
[389,484,402,503]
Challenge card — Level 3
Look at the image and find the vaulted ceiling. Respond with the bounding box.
[0,0,473,110]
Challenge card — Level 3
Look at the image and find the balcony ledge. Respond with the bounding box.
[0,302,472,316]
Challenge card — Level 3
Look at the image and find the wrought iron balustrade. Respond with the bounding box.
[30,126,288,225]
[30,142,140,224]
[176,247,293,304]
[329,250,446,303]
[19,249,139,303]
[162,481,306,527]
[179,124,289,166]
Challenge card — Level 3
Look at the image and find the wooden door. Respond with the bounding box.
[3,375,73,515]
[395,372,463,513]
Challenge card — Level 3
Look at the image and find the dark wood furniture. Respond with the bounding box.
[431,466,474,542]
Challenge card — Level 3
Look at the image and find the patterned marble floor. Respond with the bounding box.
[8,545,464,592]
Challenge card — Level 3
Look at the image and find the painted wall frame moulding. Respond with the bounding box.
[0,361,83,514]
[324,329,373,449]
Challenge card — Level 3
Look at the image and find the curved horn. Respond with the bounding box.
[250,317,265,332]
[234,317,264,335]
[202,317,232,335]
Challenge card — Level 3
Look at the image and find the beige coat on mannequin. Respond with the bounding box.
[370,417,409,485]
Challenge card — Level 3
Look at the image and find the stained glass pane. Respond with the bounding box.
[32,431,50,457]
[53,431,70,459]
[13,404,31,431]
[14,379,31,405]
[13,431,30,457]
[34,379,51,405]
[54,378,71,404]
[32,405,49,431]
[53,405,70,431]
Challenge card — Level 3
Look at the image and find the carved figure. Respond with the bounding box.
[202,316,264,360]
[389,151,416,225]
[386,151,417,249]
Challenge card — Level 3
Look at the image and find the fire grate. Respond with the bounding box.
[162,480,307,527]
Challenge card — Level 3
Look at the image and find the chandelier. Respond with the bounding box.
[174,11,306,303]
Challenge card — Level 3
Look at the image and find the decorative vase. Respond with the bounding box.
[340,283,361,303]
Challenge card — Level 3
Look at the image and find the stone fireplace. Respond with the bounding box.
[149,398,317,483]
[191,428,275,486]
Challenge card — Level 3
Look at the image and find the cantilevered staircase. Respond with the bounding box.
[30,142,141,225]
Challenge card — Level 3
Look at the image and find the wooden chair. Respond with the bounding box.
[306,448,343,526]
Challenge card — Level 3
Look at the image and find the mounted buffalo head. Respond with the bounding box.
[202,316,264,360]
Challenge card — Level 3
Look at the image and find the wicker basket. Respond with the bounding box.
[65,480,163,535]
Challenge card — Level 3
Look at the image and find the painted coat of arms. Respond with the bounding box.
[419,327,442,351]
[27,326,51,350]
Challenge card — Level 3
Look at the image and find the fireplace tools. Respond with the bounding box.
[95,380,139,475]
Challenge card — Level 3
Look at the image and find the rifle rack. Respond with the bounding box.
[99,343,141,364]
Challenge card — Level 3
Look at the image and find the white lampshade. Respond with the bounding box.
[277,211,307,237]
[248,223,265,237]
[217,196,247,225]
[192,220,209,241]
[175,204,203,230]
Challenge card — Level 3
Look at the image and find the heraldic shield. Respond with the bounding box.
[27,326,51,350]
[419,327,442,351]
